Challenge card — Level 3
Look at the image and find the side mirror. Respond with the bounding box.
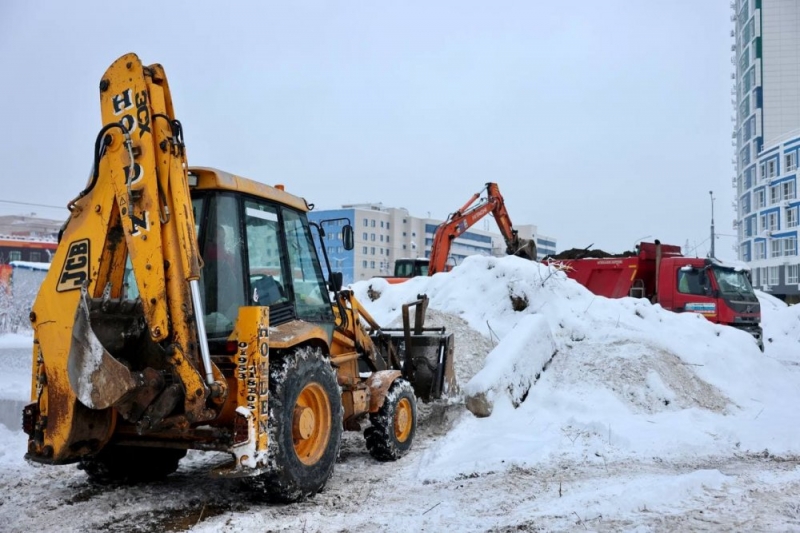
[342,225,354,251]
[329,272,343,292]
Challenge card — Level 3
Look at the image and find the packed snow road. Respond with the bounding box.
[2,419,800,532]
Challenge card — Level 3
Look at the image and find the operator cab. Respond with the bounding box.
[191,190,334,342]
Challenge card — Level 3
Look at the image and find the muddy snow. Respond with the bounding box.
[1,255,800,532]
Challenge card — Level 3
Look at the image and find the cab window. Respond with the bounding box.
[199,194,247,338]
[281,208,332,322]
[244,201,288,307]
[677,269,708,296]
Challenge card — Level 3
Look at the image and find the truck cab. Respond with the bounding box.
[657,256,762,348]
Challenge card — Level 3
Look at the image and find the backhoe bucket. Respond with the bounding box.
[68,288,142,410]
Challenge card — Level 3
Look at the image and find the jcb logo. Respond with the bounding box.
[57,239,90,292]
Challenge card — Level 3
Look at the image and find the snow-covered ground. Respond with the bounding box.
[1,256,799,532]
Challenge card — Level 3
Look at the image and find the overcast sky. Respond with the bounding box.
[0,1,736,258]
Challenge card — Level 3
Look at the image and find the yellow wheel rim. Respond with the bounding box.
[394,397,413,443]
[292,382,331,465]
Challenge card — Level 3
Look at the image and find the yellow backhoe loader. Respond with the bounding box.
[22,53,455,502]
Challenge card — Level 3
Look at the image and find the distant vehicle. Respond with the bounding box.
[546,240,763,350]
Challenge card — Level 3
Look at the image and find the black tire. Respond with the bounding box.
[251,347,343,502]
[365,378,416,462]
[79,445,186,484]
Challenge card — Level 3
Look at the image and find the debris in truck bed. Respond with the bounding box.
[544,247,637,260]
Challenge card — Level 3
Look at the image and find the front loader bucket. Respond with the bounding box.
[68,288,141,410]
[404,331,456,402]
[369,294,457,402]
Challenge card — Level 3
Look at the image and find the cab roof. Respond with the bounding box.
[188,167,312,213]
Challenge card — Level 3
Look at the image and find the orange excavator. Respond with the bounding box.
[387,183,536,282]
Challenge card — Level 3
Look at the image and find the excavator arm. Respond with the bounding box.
[27,53,223,464]
[427,183,537,275]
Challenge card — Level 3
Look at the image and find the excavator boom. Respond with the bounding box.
[428,182,536,275]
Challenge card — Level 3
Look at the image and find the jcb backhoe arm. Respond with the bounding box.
[27,53,224,464]
[427,182,536,275]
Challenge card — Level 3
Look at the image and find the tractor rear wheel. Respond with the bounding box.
[79,445,186,484]
[251,347,343,502]
[365,378,416,461]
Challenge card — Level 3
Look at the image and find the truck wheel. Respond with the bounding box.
[365,379,416,461]
[251,347,343,502]
[79,445,186,484]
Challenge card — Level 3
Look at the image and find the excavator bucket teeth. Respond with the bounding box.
[68,289,140,410]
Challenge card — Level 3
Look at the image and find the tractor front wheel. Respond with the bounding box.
[365,378,417,461]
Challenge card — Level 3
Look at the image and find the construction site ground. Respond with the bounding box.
[2,256,800,532]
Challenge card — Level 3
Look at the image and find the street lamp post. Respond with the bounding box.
[709,190,715,258]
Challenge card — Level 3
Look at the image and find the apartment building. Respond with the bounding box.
[733,0,800,302]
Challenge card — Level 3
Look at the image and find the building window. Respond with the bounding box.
[770,185,781,204]
[785,237,797,257]
[768,159,777,178]
[402,244,407,250]
[782,180,796,201]
[380,235,384,242]
[363,218,368,226]
[768,266,779,285]
[756,189,765,208]
[386,236,390,243]
[9,251,21,261]
[370,247,375,255]
[761,212,778,232]
[788,207,798,228]
[386,222,390,230]
[771,239,782,258]
[380,221,384,228]
[30,252,40,262]
[370,234,375,241]
[371,220,376,227]
[370,261,375,269]
[786,152,797,173]
[362,260,367,268]
[362,246,367,254]
[411,232,416,237]
[755,241,766,259]
[362,232,368,240]
[787,264,799,284]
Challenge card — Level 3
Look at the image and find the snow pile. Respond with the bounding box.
[463,314,556,417]
[352,255,800,481]
[758,289,800,362]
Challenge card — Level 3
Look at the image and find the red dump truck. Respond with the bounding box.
[547,241,763,350]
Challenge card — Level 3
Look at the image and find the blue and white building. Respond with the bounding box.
[308,202,556,285]
[733,0,800,302]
